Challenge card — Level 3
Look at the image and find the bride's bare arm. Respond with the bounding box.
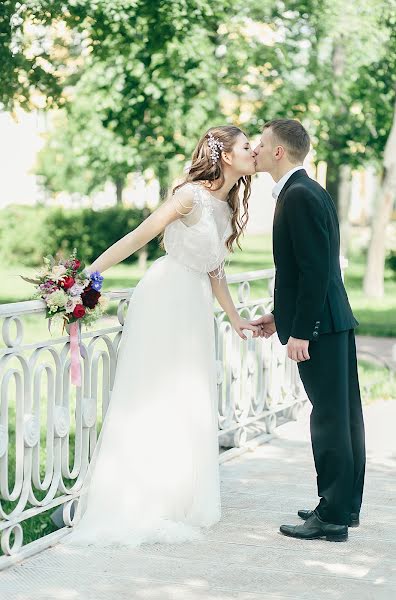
[209,271,257,340]
[87,187,194,273]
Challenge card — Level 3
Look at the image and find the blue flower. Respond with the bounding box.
[89,271,104,291]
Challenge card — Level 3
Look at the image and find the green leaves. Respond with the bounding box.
[3,0,395,197]
[15,0,231,191]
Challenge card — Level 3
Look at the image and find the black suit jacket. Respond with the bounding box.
[271,169,358,345]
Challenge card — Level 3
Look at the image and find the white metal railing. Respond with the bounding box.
[0,268,307,569]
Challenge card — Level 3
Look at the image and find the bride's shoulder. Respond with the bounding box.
[171,182,202,217]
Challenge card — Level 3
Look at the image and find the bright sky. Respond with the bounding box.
[0,110,46,207]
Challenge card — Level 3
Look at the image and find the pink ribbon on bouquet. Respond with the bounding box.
[69,321,81,387]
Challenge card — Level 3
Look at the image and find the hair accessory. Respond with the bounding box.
[207,132,224,165]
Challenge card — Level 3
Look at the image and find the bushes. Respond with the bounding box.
[0,205,163,267]
[385,250,396,279]
[0,205,48,267]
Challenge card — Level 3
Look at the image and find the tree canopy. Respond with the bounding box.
[2,0,395,199]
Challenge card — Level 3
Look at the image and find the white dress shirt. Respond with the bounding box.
[272,165,305,200]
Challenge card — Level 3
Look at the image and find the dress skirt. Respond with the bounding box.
[60,254,221,548]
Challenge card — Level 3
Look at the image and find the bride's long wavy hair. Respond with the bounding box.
[173,126,252,251]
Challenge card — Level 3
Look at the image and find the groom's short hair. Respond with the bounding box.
[263,119,310,163]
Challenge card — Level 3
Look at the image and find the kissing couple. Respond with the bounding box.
[59,119,365,549]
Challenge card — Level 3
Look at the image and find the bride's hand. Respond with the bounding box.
[230,316,258,340]
[250,314,276,339]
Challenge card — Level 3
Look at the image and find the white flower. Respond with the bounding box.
[38,266,51,278]
[51,265,67,281]
[46,289,67,309]
[69,283,85,296]
[65,296,82,313]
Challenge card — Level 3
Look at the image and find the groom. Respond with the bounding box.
[252,119,366,542]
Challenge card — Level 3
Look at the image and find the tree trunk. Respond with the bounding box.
[363,100,396,298]
[157,164,170,201]
[338,164,353,257]
[327,36,353,254]
[137,207,150,271]
[115,177,124,205]
[325,35,347,215]
[326,158,340,213]
[138,246,148,270]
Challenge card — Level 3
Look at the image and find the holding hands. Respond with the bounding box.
[230,315,259,340]
[250,314,277,339]
[249,313,310,362]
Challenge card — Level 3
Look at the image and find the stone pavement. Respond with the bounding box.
[1,401,395,600]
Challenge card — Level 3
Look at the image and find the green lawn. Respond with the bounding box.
[359,360,396,403]
[343,252,396,337]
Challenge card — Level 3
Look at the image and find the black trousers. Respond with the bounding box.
[297,329,366,526]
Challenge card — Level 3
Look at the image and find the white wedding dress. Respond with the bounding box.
[60,182,231,548]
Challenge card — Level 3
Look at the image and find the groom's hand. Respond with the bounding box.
[287,337,310,362]
[250,314,276,338]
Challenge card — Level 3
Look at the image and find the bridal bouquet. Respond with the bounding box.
[21,248,108,386]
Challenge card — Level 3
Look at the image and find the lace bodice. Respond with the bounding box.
[163,182,232,276]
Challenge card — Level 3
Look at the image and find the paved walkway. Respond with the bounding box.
[1,401,395,600]
[356,335,396,370]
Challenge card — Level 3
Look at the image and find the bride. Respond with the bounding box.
[60,125,257,548]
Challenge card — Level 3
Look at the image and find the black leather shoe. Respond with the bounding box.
[298,509,360,527]
[280,513,348,541]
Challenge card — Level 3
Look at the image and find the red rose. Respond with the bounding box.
[73,259,81,269]
[72,304,86,318]
[81,286,100,309]
[60,276,75,289]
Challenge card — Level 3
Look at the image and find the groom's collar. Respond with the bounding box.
[272,166,307,201]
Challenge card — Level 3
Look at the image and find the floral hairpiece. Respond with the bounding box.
[207,132,224,165]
